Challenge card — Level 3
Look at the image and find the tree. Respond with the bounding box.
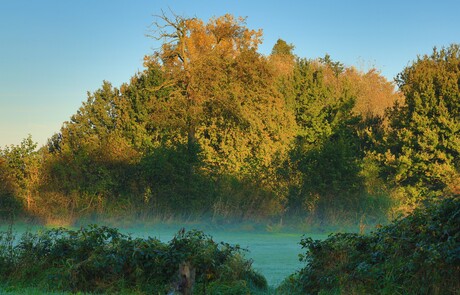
[0,157,21,217]
[120,62,170,149]
[281,56,398,220]
[149,13,261,154]
[42,80,147,217]
[142,13,298,216]
[38,13,297,218]
[271,39,294,56]
[341,67,403,119]
[0,135,40,213]
[319,54,344,77]
[381,44,460,203]
[270,39,296,78]
[148,13,295,175]
[61,81,123,149]
[282,58,362,215]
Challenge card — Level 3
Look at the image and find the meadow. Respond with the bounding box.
[1,196,459,294]
[0,222,327,288]
[118,225,326,286]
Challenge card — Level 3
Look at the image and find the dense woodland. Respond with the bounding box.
[1,14,459,226]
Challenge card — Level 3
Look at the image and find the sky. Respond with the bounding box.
[0,0,459,147]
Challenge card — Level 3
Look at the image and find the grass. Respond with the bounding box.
[0,285,90,294]
[0,221,328,288]
[0,222,327,294]
[3,215,384,294]
[0,225,267,294]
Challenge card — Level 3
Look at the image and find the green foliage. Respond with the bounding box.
[0,135,40,217]
[0,225,15,277]
[0,158,22,217]
[140,143,214,214]
[280,57,393,223]
[282,196,460,294]
[0,225,266,294]
[37,67,168,220]
[29,14,299,222]
[271,39,295,56]
[380,44,460,204]
[5,14,450,230]
[319,54,344,77]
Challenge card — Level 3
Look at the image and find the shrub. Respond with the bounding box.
[280,196,460,294]
[0,225,267,294]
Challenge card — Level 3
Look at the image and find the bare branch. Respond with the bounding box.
[147,9,187,40]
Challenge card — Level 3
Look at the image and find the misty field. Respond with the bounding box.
[127,226,326,286]
[0,222,327,291]
[1,197,459,294]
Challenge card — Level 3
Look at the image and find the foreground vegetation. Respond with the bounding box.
[0,225,267,294]
[278,196,460,294]
[0,196,458,294]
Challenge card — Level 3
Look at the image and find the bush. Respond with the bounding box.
[280,196,460,294]
[0,225,267,294]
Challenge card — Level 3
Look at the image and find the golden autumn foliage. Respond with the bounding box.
[2,13,457,226]
[149,13,296,175]
[342,67,403,118]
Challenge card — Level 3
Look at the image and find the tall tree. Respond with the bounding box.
[282,56,399,219]
[42,80,147,216]
[270,39,296,78]
[282,58,362,215]
[341,68,403,119]
[149,13,295,175]
[381,44,460,202]
[0,136,40,212]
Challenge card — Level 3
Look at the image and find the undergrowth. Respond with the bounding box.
[2,197,458,294]
[0,225,267,294]
[278,196,460,294]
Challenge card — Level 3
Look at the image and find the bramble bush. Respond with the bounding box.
[279,196,460,294]
[0,225,267,294]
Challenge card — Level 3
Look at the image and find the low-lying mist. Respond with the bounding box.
[1,216,332,287]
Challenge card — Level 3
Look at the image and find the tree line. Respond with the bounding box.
[1,13,458,225]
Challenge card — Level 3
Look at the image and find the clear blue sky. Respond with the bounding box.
[1,0,459,147]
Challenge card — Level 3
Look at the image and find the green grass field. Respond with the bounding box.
[123,226,327,286]
[0,222,327,291]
